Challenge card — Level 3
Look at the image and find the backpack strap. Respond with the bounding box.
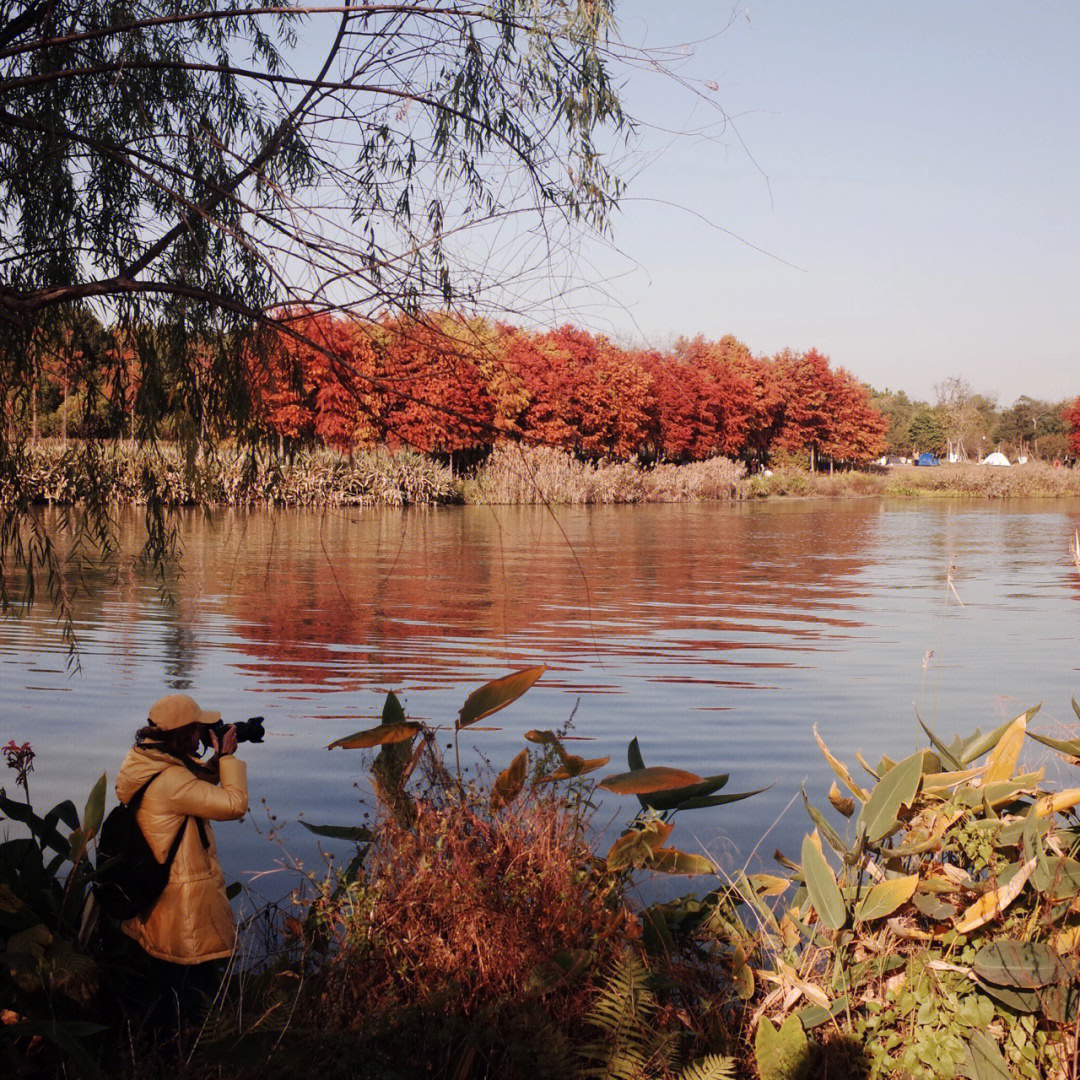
[123,774,159,810]
[124,771,208,865]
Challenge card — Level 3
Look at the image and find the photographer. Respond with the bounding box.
[112,693,248,1019]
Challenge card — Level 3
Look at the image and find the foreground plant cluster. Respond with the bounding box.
[6,674,1080,1079]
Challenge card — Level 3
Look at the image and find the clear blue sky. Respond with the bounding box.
[589,1,1080,404]
[288,3,1078,406]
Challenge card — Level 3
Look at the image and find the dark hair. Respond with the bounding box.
[134,722,201,759]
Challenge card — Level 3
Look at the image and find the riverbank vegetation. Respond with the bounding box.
[7,673,1080,1079]
[8,442,1080,514]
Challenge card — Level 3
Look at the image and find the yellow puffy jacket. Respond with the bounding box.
[114,747,248,965]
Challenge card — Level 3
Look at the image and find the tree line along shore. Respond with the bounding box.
[17,315,1080,479]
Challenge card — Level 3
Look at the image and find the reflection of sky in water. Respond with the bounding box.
[4,499,1080,904]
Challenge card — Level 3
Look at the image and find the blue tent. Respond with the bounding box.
[915,452,941,466]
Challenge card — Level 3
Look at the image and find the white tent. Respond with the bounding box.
[982,452,1011,467]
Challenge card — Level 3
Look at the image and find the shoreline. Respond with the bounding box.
[9,441,1080,509]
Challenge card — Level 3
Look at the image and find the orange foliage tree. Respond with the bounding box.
[248,314,888,468]
[1065,397,1080,457]
[503,325,651,459]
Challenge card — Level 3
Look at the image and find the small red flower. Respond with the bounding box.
[2,740,35,793]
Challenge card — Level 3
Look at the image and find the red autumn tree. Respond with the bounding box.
[1063,397,1080,456]
[671,335,757,459]
[637,349,714,461]
[376,315,497,454]
[819,367,889,463]
[505,326,651,458]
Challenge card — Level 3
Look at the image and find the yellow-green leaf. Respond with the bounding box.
[491,749,529,810]
[646,848,717,876]
[598,766,703,795]
[954,858,1036,933]
[858,751,923,843]
[457,666,545,729]
[854,874,919,922]
[1033,787,1080,818]
[328,721,421,750]
[801,833,847,930]
[813,724,869,801]
[983,716,1026,783]
[747,873,790,896]
[81,772,106,837]
[960,705,1040,764]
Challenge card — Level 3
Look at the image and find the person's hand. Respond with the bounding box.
[208,725,238,758]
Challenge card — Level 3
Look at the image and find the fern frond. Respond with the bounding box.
[677,1054,738,1080]
[580,952,662,1080]
[585,952,656,1037]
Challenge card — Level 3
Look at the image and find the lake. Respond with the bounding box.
[4,499,1080,904]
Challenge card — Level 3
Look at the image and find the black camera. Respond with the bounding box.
[207,716,266,745]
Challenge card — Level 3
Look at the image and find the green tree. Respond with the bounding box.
[906,407,945,456]
[0,1,629,632]
[993,396,1067,459]
[871,388,917,457]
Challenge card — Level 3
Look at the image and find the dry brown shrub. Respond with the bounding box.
[309,792,619,1031]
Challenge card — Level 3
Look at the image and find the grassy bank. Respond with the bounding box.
[7,442,1080,510]
[7,674,1080,1079]
[744,461,1080,499]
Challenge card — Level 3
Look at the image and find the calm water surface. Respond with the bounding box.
[4,499,1080,900]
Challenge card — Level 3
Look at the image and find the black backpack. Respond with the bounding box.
[94,775,191,920]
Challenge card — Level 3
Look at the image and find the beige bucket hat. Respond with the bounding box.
[147,693,221,731]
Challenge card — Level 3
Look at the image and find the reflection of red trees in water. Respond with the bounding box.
[251,314,888,465]
[213,506,876,691]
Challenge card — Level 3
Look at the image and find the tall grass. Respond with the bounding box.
[12,441,459,508]
[463,445,746,504]
[741,461,1080,500]
[12,441,1080,511]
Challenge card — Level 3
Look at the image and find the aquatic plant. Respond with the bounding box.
[735,704,1080,1079]
[0,745,106,1076]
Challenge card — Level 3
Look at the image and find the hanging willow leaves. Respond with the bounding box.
[457,667,545,729]
[0,3,634,638]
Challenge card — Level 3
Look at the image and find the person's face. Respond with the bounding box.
[186,724,204,756]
